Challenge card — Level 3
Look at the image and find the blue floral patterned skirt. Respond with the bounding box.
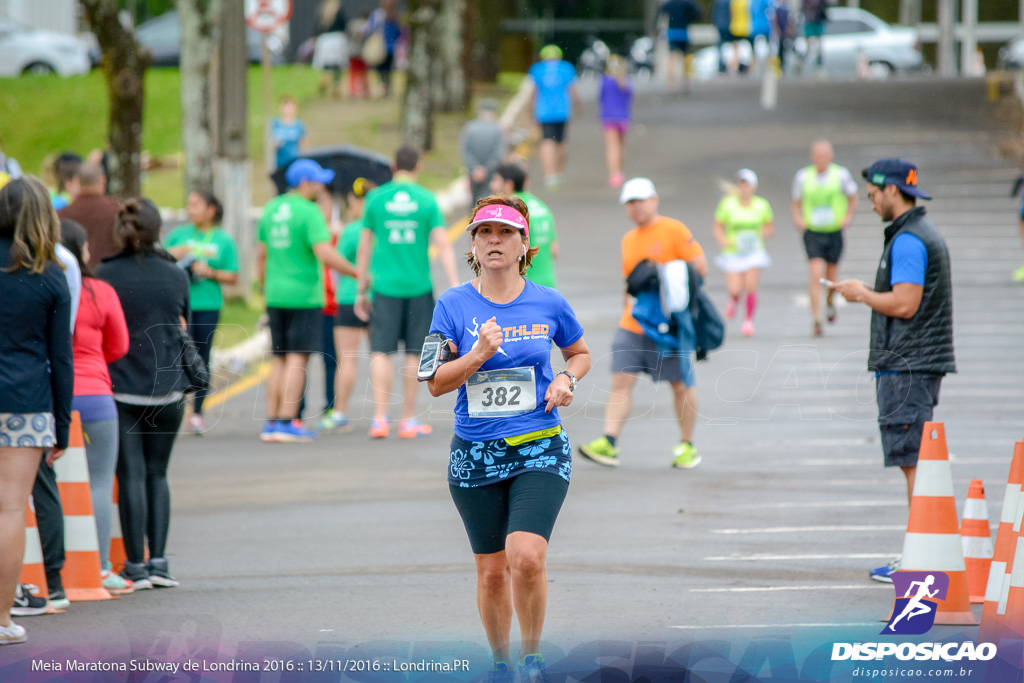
[448,428,572,488]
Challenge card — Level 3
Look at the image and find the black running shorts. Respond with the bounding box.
[449,472,569,555]
[267,307,322,356]
[368,292,434,355]
[803,230,844,265]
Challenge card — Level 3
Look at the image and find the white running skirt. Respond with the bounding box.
[715,250,771,273]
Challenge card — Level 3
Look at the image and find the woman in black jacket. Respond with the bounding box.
[96,198,189,590]
[0,177,73,646]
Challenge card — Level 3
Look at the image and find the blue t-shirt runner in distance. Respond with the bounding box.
[430,280,585,486]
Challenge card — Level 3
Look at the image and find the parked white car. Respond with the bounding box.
[0,16,91,77]
[695,7,924,80]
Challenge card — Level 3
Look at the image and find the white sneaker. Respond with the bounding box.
[188,413,205,435]
[0,620,27,645]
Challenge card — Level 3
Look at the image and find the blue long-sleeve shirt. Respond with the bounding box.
[0,238,73,448]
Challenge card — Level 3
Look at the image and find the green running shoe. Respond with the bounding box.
[578,436,619,467]
[671,442,702,469]
[1014,265,1024,282]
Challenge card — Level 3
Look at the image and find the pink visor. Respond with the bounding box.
[465,204,529,238]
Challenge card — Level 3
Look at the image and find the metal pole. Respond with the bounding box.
[262,34,275,185]
[899,0,921,27]
[961,0,978,76]
[936,0,956,77]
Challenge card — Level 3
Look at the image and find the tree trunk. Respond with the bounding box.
[433,0,468,113]
[80,0,150,199]
[401,0,439,151]
[179,0,222,197]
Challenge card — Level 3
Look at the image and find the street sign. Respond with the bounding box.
[244,0,292,33]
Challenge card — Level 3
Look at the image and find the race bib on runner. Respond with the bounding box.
[810,206,836,229]
[735,231,760,256]
[466,367,537,418]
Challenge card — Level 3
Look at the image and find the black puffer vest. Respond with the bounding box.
[868,207,956,374]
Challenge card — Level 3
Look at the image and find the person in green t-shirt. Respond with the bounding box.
[490,162,559,289]
[256,159,358,444]
[790,139,859,337]
[712,169,774,337]
[354,145,458,439]
[165,191,239,434]
[321,177,378,432]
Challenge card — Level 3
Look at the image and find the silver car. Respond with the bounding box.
[695,7,923,80]
[0,16,91,77]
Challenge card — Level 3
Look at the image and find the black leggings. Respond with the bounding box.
[449,472,569,555]
[115,401,184,563]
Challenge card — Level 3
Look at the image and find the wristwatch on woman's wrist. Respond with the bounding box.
[556,370,577,392]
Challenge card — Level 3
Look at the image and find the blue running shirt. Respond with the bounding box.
[430,281,584,442]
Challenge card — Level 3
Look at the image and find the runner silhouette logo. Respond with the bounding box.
[882,571,949,635]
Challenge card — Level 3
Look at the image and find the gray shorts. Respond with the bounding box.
[610,328,695,386]
[0,413,55,448]
[876,372,943,468]
[369,292,434,355]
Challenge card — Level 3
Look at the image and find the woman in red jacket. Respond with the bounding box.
[59,220,134,595]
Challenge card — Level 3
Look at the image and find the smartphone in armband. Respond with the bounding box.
[417,333,456,381]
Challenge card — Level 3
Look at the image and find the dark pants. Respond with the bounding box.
[32,455,64,592]
[298,313,338,418]
[115,401,185,563]
[188,309,220,415]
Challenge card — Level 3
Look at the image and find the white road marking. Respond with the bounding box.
[690,585,887,593]
[703,553,895,561]
[668,622,880,630]
[736,500,902,509]
[711,525,904,534]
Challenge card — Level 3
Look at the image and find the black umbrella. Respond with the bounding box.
[271,144,393,196]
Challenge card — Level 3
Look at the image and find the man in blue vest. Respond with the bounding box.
[830,159,956,584]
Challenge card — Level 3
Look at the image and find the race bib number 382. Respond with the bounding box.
[466,367,537,418]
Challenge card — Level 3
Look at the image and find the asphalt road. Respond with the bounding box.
[6,77,1024,682]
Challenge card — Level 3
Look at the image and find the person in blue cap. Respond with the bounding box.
[830,159,956,584]
[257,159,359,443]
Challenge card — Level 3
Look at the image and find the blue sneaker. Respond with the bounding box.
[274,419,318,443]
[870,556,901,583]
[260,420,281,443]
[518,654,551,683]
[486,662,515,683]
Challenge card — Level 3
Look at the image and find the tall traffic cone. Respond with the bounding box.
[1000,538,1024,639]
[53,412,112,602]
[108,477,127,574]
[20,498,48,600]
[961,479,994,603]
[979,441,1024,641]
[891,422,978,625]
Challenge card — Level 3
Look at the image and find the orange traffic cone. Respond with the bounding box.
[108,477,127,574]
[891,422,977,625]
[979,441,1024,641]
[961,479,994,603]
[1000,537,1024,639]
[20,498,48,599]
[53,412,112,602]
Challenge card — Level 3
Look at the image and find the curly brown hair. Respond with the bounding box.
[465,194,540,277]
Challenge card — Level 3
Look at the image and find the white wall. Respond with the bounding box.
[4,0,78,35]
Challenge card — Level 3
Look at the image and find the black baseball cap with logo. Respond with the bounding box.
[861,158,932,200]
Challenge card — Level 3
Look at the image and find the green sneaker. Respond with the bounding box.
[578,436,619,467]
[1014,265,1024,282]
[671,442,701,469]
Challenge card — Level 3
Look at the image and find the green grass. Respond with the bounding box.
[214,297,265,349]
[0,65,320,206]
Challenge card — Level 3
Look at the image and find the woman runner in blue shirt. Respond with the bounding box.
[427,195,591,682]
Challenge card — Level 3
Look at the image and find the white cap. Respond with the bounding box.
[619,177,657,204]
[735,168,758,188]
